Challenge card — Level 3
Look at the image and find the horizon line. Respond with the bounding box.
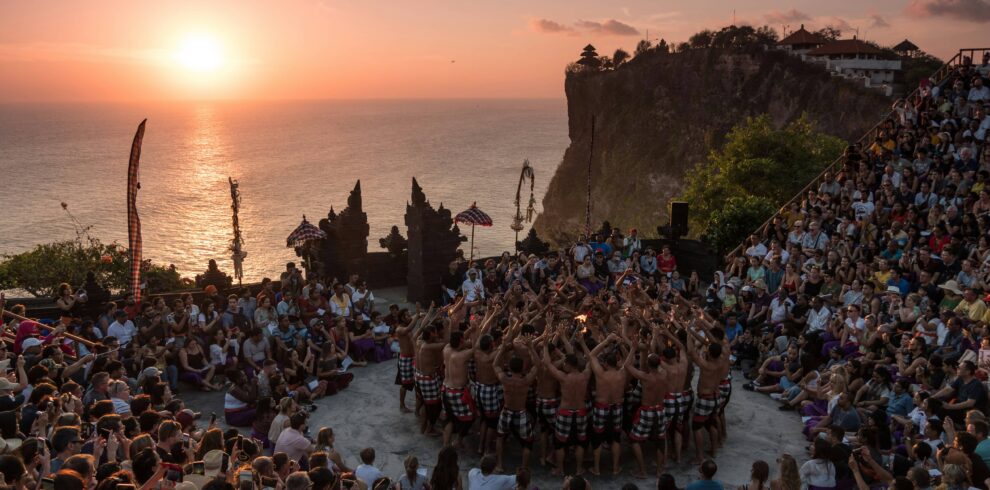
[0,96,568,105]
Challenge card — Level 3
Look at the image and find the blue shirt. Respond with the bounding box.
[590,242,612,256]
[686,480,724,490]
[724,322,743,343]
[886,392,913,418]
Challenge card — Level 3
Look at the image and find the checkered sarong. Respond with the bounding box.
[472,381,504,418]
[415,370,442,404]
[536,397,559,432]
[717,375,732,410]
[395,355,415,387]
[664,391,692,427]
[629,404,666,441]
[554,407,589,443]
[442,385,476,421]
[693,392,718,422]
[592,402,623,434]
[497,408,534,442]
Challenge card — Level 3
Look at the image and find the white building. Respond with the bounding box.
[806,38,901,95]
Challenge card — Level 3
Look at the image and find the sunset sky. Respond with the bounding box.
[1,0,987,102]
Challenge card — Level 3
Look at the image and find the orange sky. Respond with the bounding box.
[1,1,987,102]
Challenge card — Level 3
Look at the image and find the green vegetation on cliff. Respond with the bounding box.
[682,114,845,253]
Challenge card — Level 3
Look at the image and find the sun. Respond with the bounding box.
[174,35,223,72]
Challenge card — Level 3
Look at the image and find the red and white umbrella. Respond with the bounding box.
[286,215,326,248]
[455,202,492,261]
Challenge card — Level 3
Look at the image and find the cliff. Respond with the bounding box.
[533,47,891,242]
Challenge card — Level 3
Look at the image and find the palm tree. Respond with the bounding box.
[613,48,630,67]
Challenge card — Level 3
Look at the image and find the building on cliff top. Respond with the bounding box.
[805,37,902,96]
[776,25,826,54]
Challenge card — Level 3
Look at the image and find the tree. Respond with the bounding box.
[0,238,186,297]
[680,114,845,250]
[634,39,652,57]
[656,38,669,53]
[704,196,777,254]
[613,48,630,67]
[901,52,944,92]
[814,26,842,42]
[577,44,600,69]
[689,30,714,48]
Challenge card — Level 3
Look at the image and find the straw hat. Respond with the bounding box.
[0,436,22,454]
[885,286,902,295]
[203,449,225,477]
[939,280,963,295]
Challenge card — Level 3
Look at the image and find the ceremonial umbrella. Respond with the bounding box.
[455,202,493,261]
[286,215,326,271]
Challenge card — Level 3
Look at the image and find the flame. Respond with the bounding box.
[575,314,587,322]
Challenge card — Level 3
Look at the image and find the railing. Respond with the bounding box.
[723,48,985,262]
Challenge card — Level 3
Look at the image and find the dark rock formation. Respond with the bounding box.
[316,181,370,282]
[534,47,891,242]
[405,178,466,303]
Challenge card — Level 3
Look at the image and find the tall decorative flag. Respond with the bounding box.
[127,119,147,303]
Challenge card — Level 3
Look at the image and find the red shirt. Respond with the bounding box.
[658,254,677,273]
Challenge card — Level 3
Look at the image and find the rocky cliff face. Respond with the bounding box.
[533,47,891,242]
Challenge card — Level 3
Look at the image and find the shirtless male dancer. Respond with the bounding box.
[534,340,562,468]
[442,330,477,449]
[396,304,435,413]
[474,334,504,455]
[626,327,673,478]
[416,322,447,436]
[542,331,592,476]
[655,324,691,463]
[582,333,630,476]
[493,338,539,473]
[688,332,724,463]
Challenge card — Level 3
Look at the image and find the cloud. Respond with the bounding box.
[529,18,640,36]
[529,18,576,34]
[869,13,891,28]
[906,0,990,21]
[575,19,641,36]
[824,17,854,31]
[763,8,811,24]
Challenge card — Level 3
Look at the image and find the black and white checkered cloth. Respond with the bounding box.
[497,408,534,442]
[592,402,623,434]
[693,393,719,422]
[442,386,476,421]
[473,382,504,418]
[536,397,559,431]
[629,404,667,441]
[717,376,732,410]
[554,407,589,443]
[395,355,415,387]
[415,371,442,404]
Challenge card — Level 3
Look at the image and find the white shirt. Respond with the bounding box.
[806,306,831,333]
[572,244,592,263]
[769,297,793,323]
[745,243,768,258]
[800,459,836,488]
[107,320,136,346]
[462,277,485,302]
[467,469,516,490]
[355,465,385,487]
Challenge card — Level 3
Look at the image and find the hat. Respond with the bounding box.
[793,220,804,227]
[939,280,964,295]
[0,379,17,392]
[20,338,41,351]
[741,285,753,293]
[753,279,767,290]
[885,286,902,295]
[0,437,22,454]
[203,449,225,477]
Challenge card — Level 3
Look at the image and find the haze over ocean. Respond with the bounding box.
[0,99,567,282]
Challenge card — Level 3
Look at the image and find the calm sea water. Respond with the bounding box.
[0,99,568,283]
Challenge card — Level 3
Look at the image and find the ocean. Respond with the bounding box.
[0,99,568,283]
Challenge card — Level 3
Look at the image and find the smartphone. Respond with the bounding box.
[261,477,279,488]
[192,461,205,475]
[239,470,254,483]
[209,412,217,426]
[163,463,183,482]
[98,427,111,440]
[182,433,191,444]
[41,478,55,490]
[81,422,93,439]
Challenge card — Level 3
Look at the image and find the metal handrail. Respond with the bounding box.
[723,48,980,261]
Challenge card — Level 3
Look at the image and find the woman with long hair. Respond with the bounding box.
[195,428,224,461]
[395,455,426,490]
[771,454,801,490]
[178,337,219,391]
[800,439,836,490]
[315,427,352,474]
[430,446,462,490]
[740,460,770,490]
